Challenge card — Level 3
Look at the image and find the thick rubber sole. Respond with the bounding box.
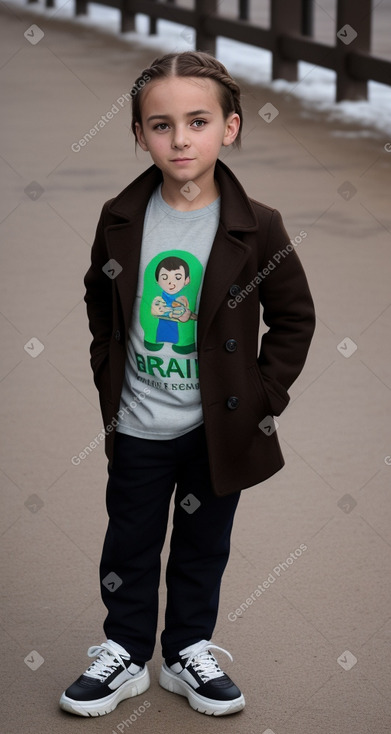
[159,664,245,716]
[59,665,150,717]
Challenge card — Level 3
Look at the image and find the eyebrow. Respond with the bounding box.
[146,110,213,122]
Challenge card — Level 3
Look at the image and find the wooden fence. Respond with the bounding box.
[29,0,391,102]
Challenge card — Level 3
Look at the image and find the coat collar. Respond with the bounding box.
[108,158,258,233]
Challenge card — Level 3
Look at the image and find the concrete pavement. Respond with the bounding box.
[1,4,391,733]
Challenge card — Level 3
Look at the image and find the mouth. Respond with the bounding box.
[171,158,194,162]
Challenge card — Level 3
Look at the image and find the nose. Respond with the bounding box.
[171,124,190,149]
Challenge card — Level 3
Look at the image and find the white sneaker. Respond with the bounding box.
[159,639,245,716]
[59,640,150,717]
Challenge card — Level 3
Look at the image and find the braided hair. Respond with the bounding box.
[131,51,243,149]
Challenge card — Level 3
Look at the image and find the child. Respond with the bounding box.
[151,256,196,349]
[60,51,315,718]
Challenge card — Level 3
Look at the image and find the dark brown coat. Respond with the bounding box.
[84,160,315,496]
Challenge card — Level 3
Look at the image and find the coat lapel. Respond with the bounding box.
[104,166,163,334]
[197,161,258,347]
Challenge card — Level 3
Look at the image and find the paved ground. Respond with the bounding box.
[1,3,391,734]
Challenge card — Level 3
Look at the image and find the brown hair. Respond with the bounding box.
[131,51,243,149]
[155,256,190,281]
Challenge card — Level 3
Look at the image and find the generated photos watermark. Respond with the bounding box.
[337,650,357,671]
[71,387,150,466]
[24,24,44,45]
[228,544,308,621]
[24,650,44,671]
[336,337,357,358]
[71,75,151,153]
[180,493,201,514]
[110,700,151,732]
[228,231,308,309]
[24,336,45,358]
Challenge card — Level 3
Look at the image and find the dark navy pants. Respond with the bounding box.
[99,425,241,662]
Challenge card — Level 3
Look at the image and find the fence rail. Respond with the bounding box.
[28,0,391,102]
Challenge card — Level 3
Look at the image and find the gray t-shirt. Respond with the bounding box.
[116,184,220,439]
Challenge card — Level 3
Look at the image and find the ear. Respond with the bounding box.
[222,113,240,147]
[135,122,149,152]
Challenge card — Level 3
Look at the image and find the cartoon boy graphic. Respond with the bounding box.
[151,256,197,345]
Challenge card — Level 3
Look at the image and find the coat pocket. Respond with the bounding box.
[247,364,273,419]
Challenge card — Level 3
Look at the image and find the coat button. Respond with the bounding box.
[114,330,121,341]
[225,338,237,352]
[229,284,241,297]
[227,396,239,410]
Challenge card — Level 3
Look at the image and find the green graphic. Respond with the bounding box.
[140,250,203,355]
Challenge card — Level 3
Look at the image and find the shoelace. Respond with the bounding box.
[183,641,233,682]
[84,642,129,682]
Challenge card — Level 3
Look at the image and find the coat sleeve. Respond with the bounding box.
[84,202,113,390]
[257,209,316,416]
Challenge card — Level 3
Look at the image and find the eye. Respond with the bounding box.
[191,119,206,128]
[153,122,169,131]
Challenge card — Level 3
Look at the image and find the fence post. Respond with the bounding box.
[75,0,88,15]
[195,0,217,56]
[335,0,371,101]
[239,0,249,21]
[147,0,180,37]
[120,0,136,33]
[270,0,302,81]
[301,0,314,36]
[149,0,157,36]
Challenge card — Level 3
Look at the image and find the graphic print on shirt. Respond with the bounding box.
[140,249,203,356]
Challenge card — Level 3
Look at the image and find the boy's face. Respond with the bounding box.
[157,266,189,294]
[135,76,239,192]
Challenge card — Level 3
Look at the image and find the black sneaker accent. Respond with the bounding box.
[59,640,150,717]
[159,639,245,715]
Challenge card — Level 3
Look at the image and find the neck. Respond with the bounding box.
[161,171,220,211]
